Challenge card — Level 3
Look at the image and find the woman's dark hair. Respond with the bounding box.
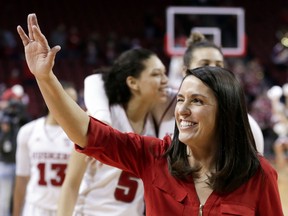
[165,66,260,194]
[183,32,223,68]
[102,48,155,105]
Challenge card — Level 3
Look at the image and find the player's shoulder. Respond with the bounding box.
[84,73,102,83]
[18,117,44,134]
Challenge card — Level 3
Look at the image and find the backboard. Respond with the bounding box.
[165,6,246,57]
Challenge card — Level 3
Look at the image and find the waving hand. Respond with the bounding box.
[17,13,61,80]
[16,13,90,148]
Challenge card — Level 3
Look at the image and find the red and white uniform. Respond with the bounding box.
[73,105,156,216]
[16,117,73,215]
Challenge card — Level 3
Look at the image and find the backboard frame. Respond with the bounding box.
[166,6,246,57]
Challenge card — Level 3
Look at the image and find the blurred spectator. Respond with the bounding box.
[242,59,265,104]
[0,114,19,216]
[0,29,17,60]
[271,31,288,66]
[66,26,82,60]
[49,23,67,59]
[250,92,273,131]
[0,84,30,127]
[267,84,288,168]
[50,23,67,47]
[249,91,274,156]
[7,67,22,87]
[84,38,99,66]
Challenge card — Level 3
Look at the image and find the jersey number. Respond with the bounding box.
[114,171,138,203]
[37,163,67,186]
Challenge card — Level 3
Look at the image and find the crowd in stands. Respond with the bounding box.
[0,23,286,156]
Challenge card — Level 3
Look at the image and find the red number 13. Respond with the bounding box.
[37,163,67,186]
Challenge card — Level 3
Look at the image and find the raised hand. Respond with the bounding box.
[17,13,61,80]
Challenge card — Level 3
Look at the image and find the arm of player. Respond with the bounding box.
[57,150,88,216]
[17,13,89,148]
[84,74,112,125]
[12,176,29,216]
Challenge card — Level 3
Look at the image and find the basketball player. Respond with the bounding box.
[12,82,78,216]
[57,48,168,215]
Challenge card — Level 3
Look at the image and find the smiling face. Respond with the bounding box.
[175,75,218,148]
[134,55,169,104]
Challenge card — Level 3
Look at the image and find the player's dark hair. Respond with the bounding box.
[102,48,155,105]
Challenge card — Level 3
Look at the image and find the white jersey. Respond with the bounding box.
[74,105,156,216]
[16,117,74,212]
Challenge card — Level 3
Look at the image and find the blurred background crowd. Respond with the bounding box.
[0,0,287,214]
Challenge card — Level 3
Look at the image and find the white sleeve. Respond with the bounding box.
[84,74,112,125]
[248,114,264,155]
[15,122,34,176]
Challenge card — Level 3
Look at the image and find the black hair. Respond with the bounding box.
[102,48,155,105]
[165,66,260,194]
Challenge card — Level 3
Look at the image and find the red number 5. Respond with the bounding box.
[114,171,139,203]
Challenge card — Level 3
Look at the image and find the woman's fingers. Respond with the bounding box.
[27,14,35,40]
[19,13,39,46]
[32,25,48,47]
[32,13,42,32]
[17,25,30,46]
